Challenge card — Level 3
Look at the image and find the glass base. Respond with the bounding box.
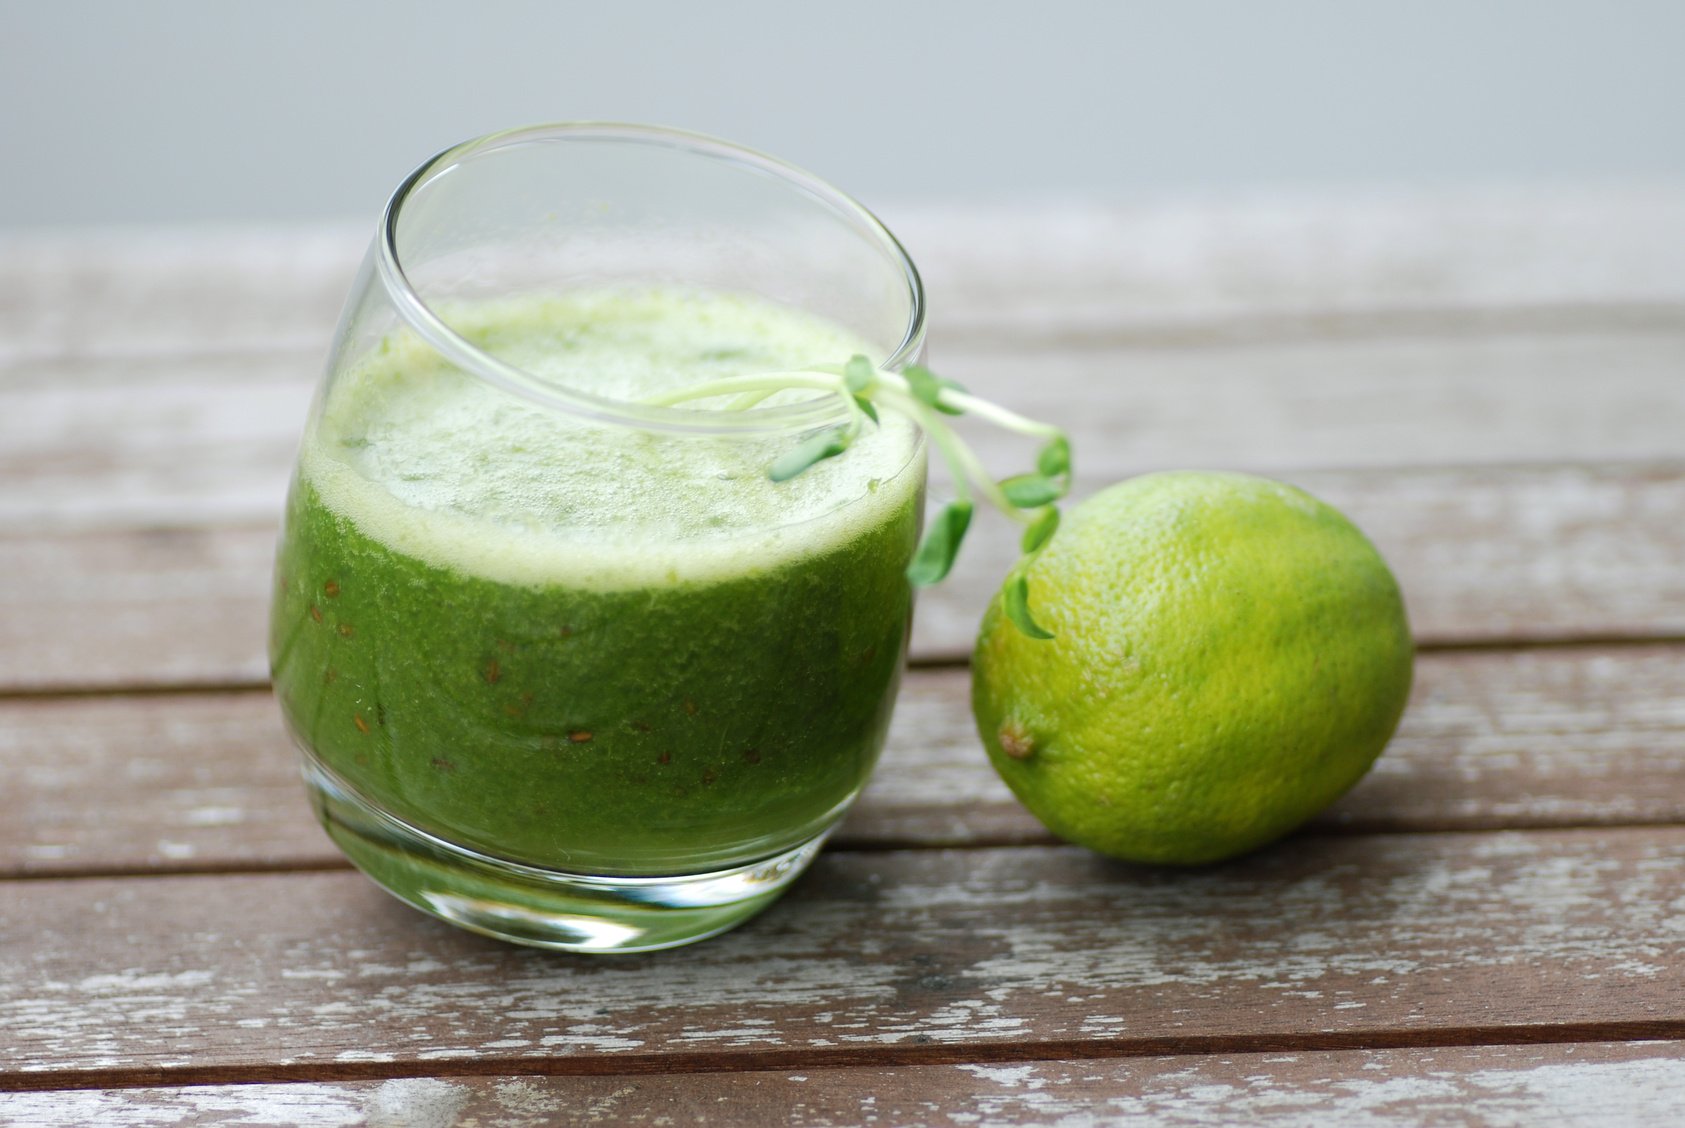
[303,759,828,953]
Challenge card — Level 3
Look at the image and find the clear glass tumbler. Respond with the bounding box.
[269,124,926,953]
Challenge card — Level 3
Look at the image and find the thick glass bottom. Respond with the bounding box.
[303,757,828,953]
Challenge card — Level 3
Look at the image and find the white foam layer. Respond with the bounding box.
[301,290,924,590]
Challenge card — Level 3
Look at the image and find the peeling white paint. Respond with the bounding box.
[960,1063,1043,1089]
[182,806,246,827]
[364,1078,469,1128]
[74,971,212,994]
[6,835,1685,1077]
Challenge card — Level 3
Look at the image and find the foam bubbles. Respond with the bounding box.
[301,290,924,589]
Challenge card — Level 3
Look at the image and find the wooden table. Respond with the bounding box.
[5,189,1685,1124]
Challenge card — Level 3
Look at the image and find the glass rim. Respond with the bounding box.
[375,121,927,435]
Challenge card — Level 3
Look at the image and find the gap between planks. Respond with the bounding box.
[7,1023,1685,1095]
[9,1040,1685,1125]
[5,301,1684,372]
[15,822,1685,888]
[2,629,1682,702]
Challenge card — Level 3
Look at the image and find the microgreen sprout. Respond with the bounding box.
[644,356,1071,638]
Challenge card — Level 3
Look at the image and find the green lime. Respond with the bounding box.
[972,470,1413,865]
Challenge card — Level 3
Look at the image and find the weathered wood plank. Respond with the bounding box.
[9,1041,1685,1126]
[869,644,1685,846]
[932,461,1685,661]
[902,192,1685,342]
[7,331,1684,533]
[0,228,361,362]
[4,461,1680,691]
[7,646,1685,877]
[944,331,1685,475]
[0,358,313,532]
[0,524,275,692]
[2,691,317,876]
[6,191,1685,359]
[5,830,1684,1080]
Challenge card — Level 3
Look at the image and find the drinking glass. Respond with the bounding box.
[269,124,926,952]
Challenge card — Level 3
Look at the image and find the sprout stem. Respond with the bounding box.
[641,356,1070,638]
[642,372,840,407]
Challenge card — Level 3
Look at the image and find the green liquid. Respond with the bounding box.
[270,291,923,877]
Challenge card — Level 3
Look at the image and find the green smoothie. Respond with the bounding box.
[270,290,923,878]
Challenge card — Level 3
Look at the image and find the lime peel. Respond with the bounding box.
[971,470,1414,865]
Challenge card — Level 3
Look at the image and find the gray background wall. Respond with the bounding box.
[3,0,1682,228]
